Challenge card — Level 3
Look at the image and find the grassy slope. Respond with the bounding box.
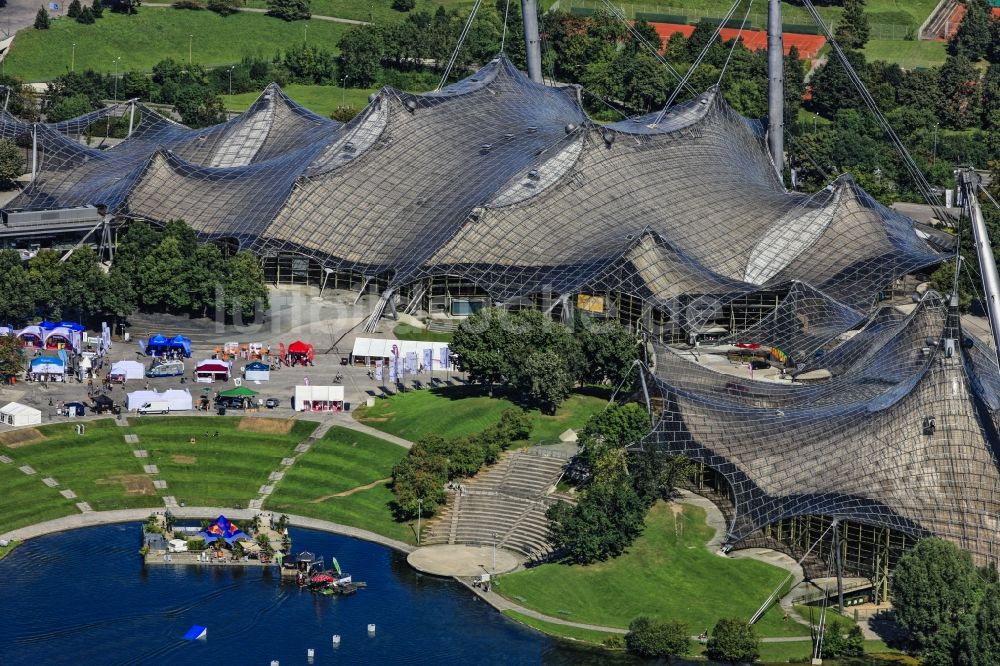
[502,610,620,645]
[226,83,378,115]
[863,39,948,69]
[1,420,163,513]
[4,9,350,80]
[496,502,804,639]
[392,323,454,343]
[353,385,608,444]
[240,0,476,24]
[264,425,414,543]
[0,461,80,534]
[129,416,316,508]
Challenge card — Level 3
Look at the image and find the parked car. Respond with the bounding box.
[264,398,280,409]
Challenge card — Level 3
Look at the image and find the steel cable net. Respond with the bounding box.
[8,56,998,563]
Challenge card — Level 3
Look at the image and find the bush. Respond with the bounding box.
[266,0,310,21]
[207,0,240,15]
[34,7,50,28]
[76,6,96,23]
[67,0,82,17]
[173,0,204,8]
[391,0,414,10]
[625,616,691,659]
[705,618,760,664]
[91,0,104,17]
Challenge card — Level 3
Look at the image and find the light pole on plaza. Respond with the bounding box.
[112,56,121,102]
[71,43,76,72]
[228,65,235,104]
[416,498,423,545]
[341,75,349,107]
[188,34,193,65]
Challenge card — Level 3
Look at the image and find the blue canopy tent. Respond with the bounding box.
[145,334,170,356]
[57,321,85,332]
[168,335,193,358]
[39,320,57,330]
[200,515,249,545]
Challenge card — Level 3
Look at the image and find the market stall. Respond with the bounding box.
[110,360,145,382]
[195,360,230,382]
[243,361,270,382]
[293,385,345,412]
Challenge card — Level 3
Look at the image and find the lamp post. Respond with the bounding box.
[319,267,334,298]
[188,34,193,65]
[112,56,121,102]
[492,532,497,573]
[340,75,349,108]
[227,65,234,107]
[813,112,817,133]
[304,24,308,44]
[416,498,422,545]
[932,123,939,167]
[71,43,76,72]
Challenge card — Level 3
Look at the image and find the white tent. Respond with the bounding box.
[294,385,345,412]
[243,361,270,382]
[350,337,450,369]
[0,402,41,427]
[126,389,193,411]
[167,539,189,553]
[110,360,145,381]
[161,389,193,411]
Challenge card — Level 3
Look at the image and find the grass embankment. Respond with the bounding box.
[264,426,413,543]
[392,323,453,343]
[128,416,316,508]
[0,420,162,518]
[496,502,802,639]
[4,9,350,81]
[862,39,948,69]
[239,0,476,24]
[354,385,608,444]
[225,83,379,115]
[0,540,21,560]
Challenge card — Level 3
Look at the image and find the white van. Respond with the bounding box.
[138,401,170,415]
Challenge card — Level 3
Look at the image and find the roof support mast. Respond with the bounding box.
[767,0,784,184]
[961,169,1000,369]
[522,0,543,84]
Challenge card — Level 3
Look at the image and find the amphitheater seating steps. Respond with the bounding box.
[419,447,575,560]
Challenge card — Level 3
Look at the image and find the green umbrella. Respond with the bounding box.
[218,386,259,398]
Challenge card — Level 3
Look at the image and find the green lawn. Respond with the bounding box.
[239,0,476,24]
[264,426,414,543]
[562,0,937,33]
[0,540,21,560]
[502,610,621,646]
[1,420,163,513]
[4,9,350,81]
[393,323,453,343]
[354,385,609,444]
[496,502,805,639]
[0,460,80,535]
[128,416,317,508]
[863,39,948,69]
[225,83,378,116]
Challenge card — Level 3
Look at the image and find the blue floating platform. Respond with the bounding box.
[183,625,207,641]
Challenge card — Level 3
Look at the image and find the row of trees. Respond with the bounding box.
[0,219,267,327]
[891,538,1000,665]
[623,614,763,662]
[450,308,639,415]
[390,409,532,519]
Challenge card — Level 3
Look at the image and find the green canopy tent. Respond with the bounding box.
[218,386,259,398]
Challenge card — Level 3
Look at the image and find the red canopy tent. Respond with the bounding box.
[288,341,310,354]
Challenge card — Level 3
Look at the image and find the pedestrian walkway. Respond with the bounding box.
[142,2,372,25]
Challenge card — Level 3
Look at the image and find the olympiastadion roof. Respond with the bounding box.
[8,55,1000,566]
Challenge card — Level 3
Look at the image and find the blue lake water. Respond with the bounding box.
[0,524,635,665]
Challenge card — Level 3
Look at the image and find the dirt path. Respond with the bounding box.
[309,477,390,502]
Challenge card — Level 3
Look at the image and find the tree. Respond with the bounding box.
[949,0,991,61]
[76,6,96,23]
[139,236,189,311]
[91,0,104,17]
[100,267,137,326]
[809,49,868,118]
[67,0,82,18]
[0,332,24,380]
[625,616,691,659]
[390,445,448,519]
[46,94,93,123]
[336,25,384,88]
[186,242,224,316]
[630,445,694,506]
[958,582,1000,666]
[891,538,984,651]
[206,0,239,14]
[0,139,25,187]
[834,0,870,49]
[520,349,573,415]
[451,308,513,396]
[223,251,268,321]
[575,315,639,387]
[110,0,140,14]
[0,250,36,324]
[705,618,760,663]
[577,403,650,474]
[28,250,65,318]
[266,0,310,21]
[547,478,646,563]
[34,7,50,29]
[391,0,414,11]
[61,246,105,320]
[937,54,982,130]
